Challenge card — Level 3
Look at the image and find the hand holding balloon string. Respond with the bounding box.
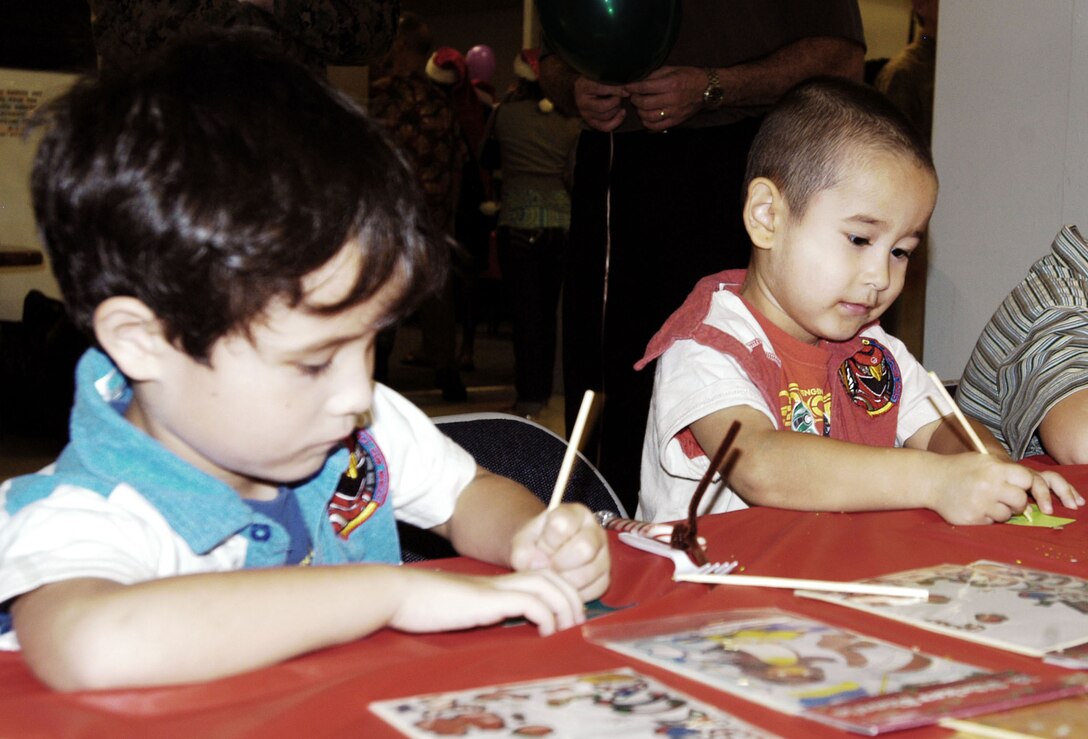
[624,66,711,130]
[539,0,685,131]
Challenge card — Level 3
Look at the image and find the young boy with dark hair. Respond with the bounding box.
[0,31,609,691]
[637,76,1082,524]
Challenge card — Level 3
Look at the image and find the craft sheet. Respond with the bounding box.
[583,608,1031,734]
[369,668,778,738]
[796,561,1088,657]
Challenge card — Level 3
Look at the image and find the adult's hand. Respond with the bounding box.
[624,66,707,131]
[574,77,628,132]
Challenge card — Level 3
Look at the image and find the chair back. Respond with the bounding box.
[398,412,627,562]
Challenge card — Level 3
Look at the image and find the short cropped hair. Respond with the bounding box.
[744,76,936,220]
[31,30,446,361]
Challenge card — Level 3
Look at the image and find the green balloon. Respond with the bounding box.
[537,0,681,85]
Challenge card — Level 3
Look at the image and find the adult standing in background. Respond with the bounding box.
[489,48,583,419]
[539,1,865,512]
[369,12,468,401]
[874,0,938,358]
[88,0,399,72]
[876,0,938,146]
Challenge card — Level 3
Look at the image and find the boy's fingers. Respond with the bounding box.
[547,526,608,572]
[579,569,611,602]
[1028,478,1054,516]
[569,558,612,601]
[1038,470,1084,509]
[508,540,549,573]
[536,506,588,550]
[496,571,584,630]
[548,539,610,588]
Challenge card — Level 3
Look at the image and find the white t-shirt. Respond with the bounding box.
[0,382,475,651]
[638,290,941,523]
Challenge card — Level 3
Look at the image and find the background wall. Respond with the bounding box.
[926,0,1088,378]
[860,0,915,59]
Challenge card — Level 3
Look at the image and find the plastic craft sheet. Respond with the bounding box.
[370,668,778,738]
[796,561,1088,657]
[582,608,1082,734]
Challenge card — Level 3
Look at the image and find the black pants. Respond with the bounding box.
[563,120,761,513]
[498,226,568,406]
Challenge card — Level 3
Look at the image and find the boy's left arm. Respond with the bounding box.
[429,467,611,601]
[910,416,1083,515]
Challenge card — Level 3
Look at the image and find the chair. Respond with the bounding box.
[398,412,628,562]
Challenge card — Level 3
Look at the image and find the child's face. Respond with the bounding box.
[744,150,937,345]
[127,242,398,498]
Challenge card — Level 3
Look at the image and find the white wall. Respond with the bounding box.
[925,0,1088,378]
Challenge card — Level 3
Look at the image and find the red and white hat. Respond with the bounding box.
[513,48,553,112]
[513,47,540,81]
[426,46,467,86]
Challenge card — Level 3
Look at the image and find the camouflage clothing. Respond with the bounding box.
[89,0,399,71]
[368,71,467,233]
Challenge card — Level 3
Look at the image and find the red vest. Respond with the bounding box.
[636,270,903,459]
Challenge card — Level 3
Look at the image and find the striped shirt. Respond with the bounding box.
[957,225,1088,459]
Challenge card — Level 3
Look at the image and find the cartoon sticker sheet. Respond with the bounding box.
[369,668,778,738]
[586,610,982,719]
[797,560,1088,657]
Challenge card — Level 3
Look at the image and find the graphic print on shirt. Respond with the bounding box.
[327,429,390,539]
[838,338,902,416]
[779,382,832,436]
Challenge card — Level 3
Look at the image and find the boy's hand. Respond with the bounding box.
[1027,468,1084,514]
[389,569,584,637]
[509,504,611,601]
[928,454,1083,524]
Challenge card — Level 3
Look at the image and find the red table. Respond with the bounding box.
[3,458,1086,737]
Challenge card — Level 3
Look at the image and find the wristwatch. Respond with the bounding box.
[702,68,724,110]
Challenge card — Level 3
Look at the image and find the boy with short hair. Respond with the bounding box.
[637,76,1083,525]
[0,31,609,691]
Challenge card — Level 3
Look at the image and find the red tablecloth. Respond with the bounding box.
[3,458,1086,737]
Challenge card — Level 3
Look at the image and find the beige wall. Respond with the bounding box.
[925,0,1088,378]
[861,0,915,59]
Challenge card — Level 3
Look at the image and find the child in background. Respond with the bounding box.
[958,225,1088,464]
[636,77,1082,524]
[0,31,609,691]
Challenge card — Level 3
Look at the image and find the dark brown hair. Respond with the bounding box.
[745,76,936,220]
[32,29,446,361]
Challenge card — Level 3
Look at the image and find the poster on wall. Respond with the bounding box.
[0,68,75,319]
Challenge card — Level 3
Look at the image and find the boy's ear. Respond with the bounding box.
[93,297,172,382]
[744,177,784,251]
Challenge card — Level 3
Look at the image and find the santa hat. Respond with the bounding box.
[426,47,467,86]
[513,47,539,81]
[514,48,553,113]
